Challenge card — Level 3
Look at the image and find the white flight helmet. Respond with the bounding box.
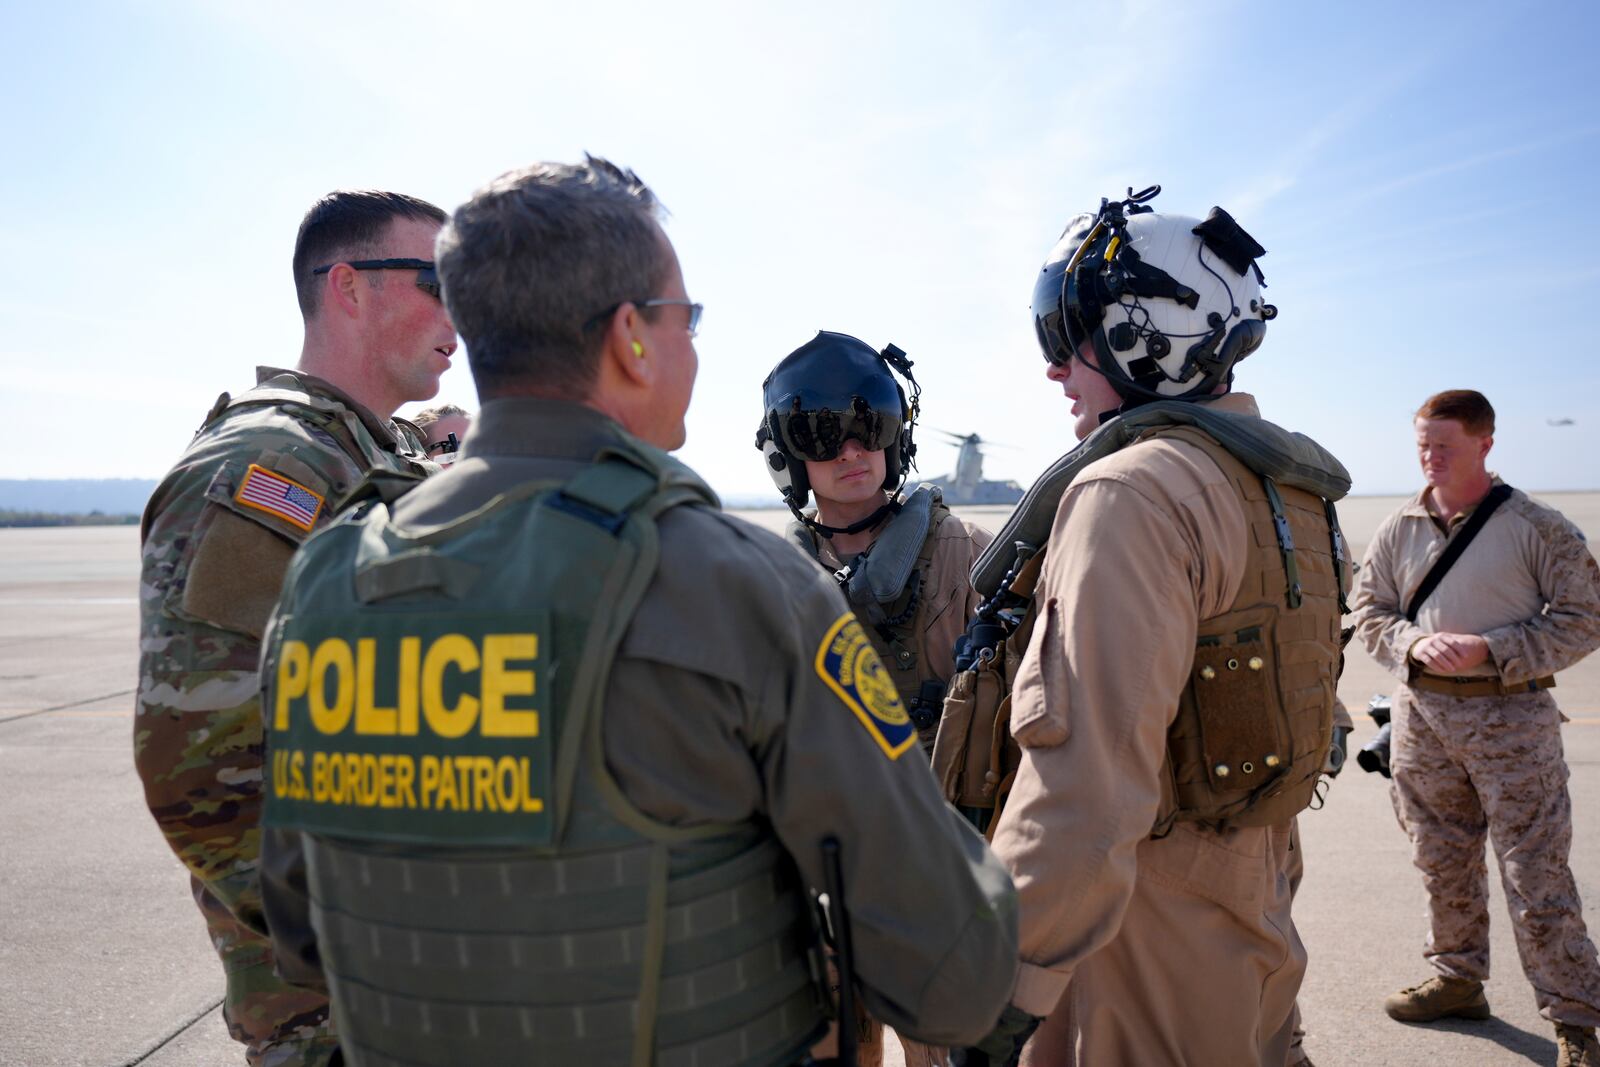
[1032,185,1277,404]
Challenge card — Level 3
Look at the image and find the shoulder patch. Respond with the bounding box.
[234,463,325,532]
[814,612,916,759]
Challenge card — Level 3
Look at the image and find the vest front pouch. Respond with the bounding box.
[1151,427,1341,831]
[931,553,1038,827]
[1171,606,1288,816]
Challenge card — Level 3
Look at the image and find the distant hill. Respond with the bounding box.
[0,479,157,515]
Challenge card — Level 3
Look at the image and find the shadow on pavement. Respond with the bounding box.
[1404,1016,1557,1064]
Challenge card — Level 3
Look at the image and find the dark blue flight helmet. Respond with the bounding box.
[755,330,920,513]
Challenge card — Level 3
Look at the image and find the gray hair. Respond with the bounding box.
[436,156,668,399]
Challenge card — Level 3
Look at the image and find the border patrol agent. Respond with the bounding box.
[134,190,451,1066]
[958,187,1351,1066]
[757,334,993,1067]
[258,157,1018,1067]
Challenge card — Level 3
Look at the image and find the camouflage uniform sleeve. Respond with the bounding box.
[134,413,363,926]
[753,550,1019,1046]
[1481,506,1600,682]
[1351,515,1429,680]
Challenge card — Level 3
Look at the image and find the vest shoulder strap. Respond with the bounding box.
[972,400,1350,598]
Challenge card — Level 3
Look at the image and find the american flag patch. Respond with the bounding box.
[234,464,324,532]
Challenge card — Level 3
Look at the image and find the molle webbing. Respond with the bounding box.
[307,835,823,1067]
[1154,426,1342,831]
[209,383,424,486]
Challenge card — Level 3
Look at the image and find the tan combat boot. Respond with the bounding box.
[1556,1023,1599,1067]
[1383,975,1491,1022]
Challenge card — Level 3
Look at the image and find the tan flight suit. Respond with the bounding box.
[258,398,1022,1057]
[991,393,1307,1067]
[1352,480,1600,1027]
[1285,696,1353,1067]
[799,502,993,1067]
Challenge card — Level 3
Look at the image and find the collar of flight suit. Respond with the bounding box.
[1402,473,1508,531]
[253,365,412,452]
[462,396,636,463]
[1198,390,1261,418]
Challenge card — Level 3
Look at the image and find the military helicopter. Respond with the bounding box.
[927,430,1024,506]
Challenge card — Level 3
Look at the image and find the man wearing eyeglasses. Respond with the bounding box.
[134,189,453,1066]
[254,156,1018,1067]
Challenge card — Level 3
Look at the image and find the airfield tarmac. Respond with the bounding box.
[1,495,1598,1067]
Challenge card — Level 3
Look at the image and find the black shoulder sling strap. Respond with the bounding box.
[1404,484,1514,622]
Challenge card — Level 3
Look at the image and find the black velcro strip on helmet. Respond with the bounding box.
[1192,207,1266,276]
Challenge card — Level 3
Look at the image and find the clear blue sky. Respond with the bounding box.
[3,0,1597,497]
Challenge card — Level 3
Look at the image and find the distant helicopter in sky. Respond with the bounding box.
[1547,418,1576,427]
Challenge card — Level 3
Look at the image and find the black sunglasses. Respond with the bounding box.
[425,432,460,456]
[312,258,440,299]
[583,297,703,338]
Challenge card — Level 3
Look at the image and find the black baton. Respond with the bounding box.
[821,835,856,1067]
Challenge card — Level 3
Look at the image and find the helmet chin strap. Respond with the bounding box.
[791,495,901,540]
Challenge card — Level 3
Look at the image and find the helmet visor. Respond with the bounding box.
[1033,215,1104,366]
[773,401,902,462]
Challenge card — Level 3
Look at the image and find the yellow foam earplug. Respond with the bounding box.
[631,340,644,357]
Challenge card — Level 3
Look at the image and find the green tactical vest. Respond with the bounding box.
[263,441,828,1067]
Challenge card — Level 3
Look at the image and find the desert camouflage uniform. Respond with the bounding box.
[135,367,433,1065]
[1353,481,1600,1028]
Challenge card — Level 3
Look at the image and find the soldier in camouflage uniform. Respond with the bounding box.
[1353,390,1600,1067]
[135,190,454,1065]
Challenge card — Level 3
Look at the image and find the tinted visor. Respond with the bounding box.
[773,400,902,462]
[1031,215,1103,366]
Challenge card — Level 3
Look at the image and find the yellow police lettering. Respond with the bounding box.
[421,634,481,738]
[394,754,416,808]
[275,640,310,730]
[308,639,355,735]
[354,638,397,735]
[481,634,539,737]
[495,756,519,812]
[397,636,421,735]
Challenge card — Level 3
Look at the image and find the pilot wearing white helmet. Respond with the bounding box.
[958,187,1353,1066]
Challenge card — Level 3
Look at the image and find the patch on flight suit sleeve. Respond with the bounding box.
[233,463,325,532]
[815,612,917,760]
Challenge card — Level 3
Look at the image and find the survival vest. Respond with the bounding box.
[262,440,828,1067]
[932,401,1351,836]
[789,484,954,744]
